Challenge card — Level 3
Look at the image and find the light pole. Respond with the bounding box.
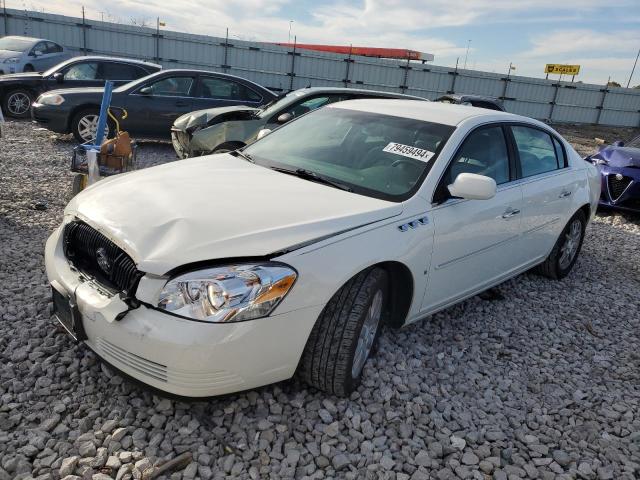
[626,47,640,88]
[288,20,293,43]
[463,39,471,69]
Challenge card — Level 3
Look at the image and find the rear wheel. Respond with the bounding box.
[535,210,586,279]
[71,109,111,144]
[299,268,388,396]
[3,89,34,118]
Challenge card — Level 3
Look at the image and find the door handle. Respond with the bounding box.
[502,208,521,219]
[559,190,572,198]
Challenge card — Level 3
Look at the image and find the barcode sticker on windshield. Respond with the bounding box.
[383,142,435,162]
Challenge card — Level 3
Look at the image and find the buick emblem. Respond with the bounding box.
[95,247,112,274]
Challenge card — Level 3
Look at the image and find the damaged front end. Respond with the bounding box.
[171,106,262,159]
[587,144,640,212]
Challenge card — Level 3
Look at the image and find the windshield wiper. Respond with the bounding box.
[229,150,254,163]
[269,166,353,192]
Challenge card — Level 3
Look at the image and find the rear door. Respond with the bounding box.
[509,124,578,261]
[422,124,525,313]
[192,75,265,110]
[101,62,150,87]
[128,74,196,136]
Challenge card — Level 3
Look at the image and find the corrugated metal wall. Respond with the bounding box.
[2,8,640,127]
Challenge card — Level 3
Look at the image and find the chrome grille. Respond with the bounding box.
[607,174,632,201]
[63,221,143,295]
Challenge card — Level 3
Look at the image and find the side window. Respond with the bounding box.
[512,126,560,177]
[552,137,567,168]
[200,77,262,102]
[443,126,510,187]
[31,42,47,55]
[144,77,194,96]
[102,62,141,80]
[46,42,63,54]
[63,62,99,80]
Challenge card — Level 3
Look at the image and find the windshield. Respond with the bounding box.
[258,90,306,119]
[244,106,454,201]
[0,37,33,52]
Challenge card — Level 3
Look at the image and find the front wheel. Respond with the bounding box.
[535,210,586,279]
[3,89,34,118]
[23,64,35,72]
[299,268,388,396]
[71,109,111,144]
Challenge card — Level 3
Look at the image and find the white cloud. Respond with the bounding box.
[525,29,640,58]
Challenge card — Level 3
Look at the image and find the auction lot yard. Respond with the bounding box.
[0,120,639,480]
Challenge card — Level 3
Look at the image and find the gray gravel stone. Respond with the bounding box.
[0,120,638,480]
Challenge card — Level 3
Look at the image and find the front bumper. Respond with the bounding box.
[31,102,71,133]
[598,167,640,213]
[45,225,322,397]
[170,129,192,159]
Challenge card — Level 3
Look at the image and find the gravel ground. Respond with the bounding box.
[0,121,639,480]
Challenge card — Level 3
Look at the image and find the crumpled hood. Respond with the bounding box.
[173,105,260,130]
[592,146,640,168]
[65,155,402,275]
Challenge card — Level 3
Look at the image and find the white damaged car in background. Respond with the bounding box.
[45,100,600,397]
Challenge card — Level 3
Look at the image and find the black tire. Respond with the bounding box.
[23,64,35,72]
[2,88,34,118]
[299,268,389,396]
[535,210,586,279]
[71,108,113,144]
[211,142,245,154]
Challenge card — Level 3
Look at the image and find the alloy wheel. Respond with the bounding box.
[77,114,109,143]
[7,92,31,116]
[351,289,383,379]
[559,219,582,269]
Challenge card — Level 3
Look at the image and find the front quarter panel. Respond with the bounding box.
[191,119,263,153]
[274,198,433,324]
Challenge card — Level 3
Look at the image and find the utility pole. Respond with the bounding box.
[2,0,8,37]
[463,40,471,69]
[626,47,640,88]
[288,20,293,43]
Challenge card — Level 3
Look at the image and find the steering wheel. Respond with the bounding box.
[391,158,418,168]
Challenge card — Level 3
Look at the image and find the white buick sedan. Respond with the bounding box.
[46,100,600,397]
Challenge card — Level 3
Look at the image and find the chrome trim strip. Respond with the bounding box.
[606,174,634,203]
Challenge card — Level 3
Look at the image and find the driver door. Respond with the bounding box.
[421,124,525,313]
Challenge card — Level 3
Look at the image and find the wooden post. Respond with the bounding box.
[289,36,297,91]
[549,83,560,122]
[2,0,8,37]
[449,57,459,94]
[595,87,608,125]
[223,28,229,72]
[81,6,87,55]
[400,52,410,93]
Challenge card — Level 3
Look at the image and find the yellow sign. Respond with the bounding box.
[545,64,580,75]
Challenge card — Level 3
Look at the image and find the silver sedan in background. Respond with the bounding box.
[0,36,70,75]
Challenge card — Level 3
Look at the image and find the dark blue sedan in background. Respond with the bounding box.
[586,135,640,213]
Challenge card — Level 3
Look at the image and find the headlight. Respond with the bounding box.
[157,263,297,323]
[38,94,65,106]
[3,57,19,64]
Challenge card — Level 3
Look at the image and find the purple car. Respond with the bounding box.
[585,135,640,213]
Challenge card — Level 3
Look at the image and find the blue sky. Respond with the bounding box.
[9,0,640,85]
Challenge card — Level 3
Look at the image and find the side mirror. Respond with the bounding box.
[277,112,293,124]
[447,173,497,200]
[256,128,272,140]
[613,140,624,147]
[139,86,152,95]
[53,72,64,83]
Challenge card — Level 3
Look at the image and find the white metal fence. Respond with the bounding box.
[2,7,640,127]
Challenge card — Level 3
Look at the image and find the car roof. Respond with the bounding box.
[3,35,44,43]
[68,56,161,69]
[290,86,424,100]
[329,98,524,126]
